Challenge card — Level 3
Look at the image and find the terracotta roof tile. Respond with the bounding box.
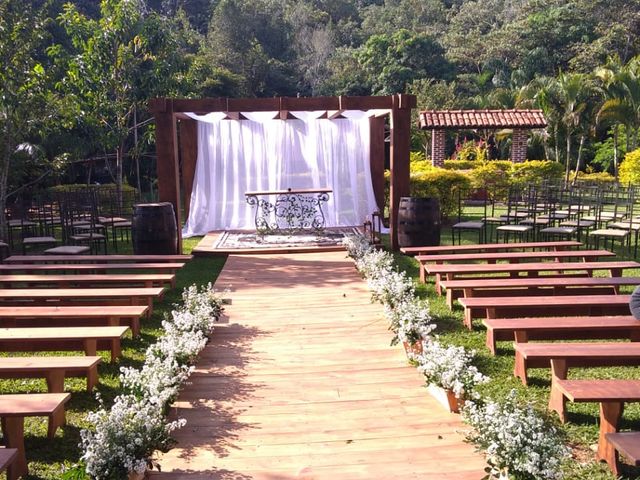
[418,109,547,130]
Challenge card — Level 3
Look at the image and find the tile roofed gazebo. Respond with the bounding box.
[418,109,547,165]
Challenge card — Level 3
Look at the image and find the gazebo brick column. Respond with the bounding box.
[511,129,529,163]
[431,129,446,167]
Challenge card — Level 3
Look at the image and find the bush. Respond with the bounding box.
[410,151,434,173]
[453,140,488,162]
[468,163,510,192]
[572,171,616,185]
[620,148,640,185]
[510,160,564,186]
[410,168,471,219]
[443,159,478,170]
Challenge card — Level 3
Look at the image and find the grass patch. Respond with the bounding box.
[4,235,227,479]
[391,208,640,480]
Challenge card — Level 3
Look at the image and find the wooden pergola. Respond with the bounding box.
[149,95,416,251]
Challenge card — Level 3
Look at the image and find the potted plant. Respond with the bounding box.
[384,297,435,355]
[412,340,487,413]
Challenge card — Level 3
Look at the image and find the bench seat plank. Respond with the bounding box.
[0,326,130,362]
[483,315,640,354]
[458,294,631,329]
[3,254,192,264]
[0,393,70,479]
[0,262,185,273]
[0,305,148,337]
[0,356,102,392]
[0,273,175,288]
[401,240,581,256]
[425,260,640,293]
[0,448,18,479]
[441,276,640,308]
[606,432,640,475]
[513,342,640,385]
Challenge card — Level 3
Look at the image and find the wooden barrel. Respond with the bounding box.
[132,202,178,255]
[397,197,440,247]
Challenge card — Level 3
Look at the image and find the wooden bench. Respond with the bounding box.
[0,356,102,392]
[483,316,640,355]
[0,393,70,480]
[605,431,640,475]
[441,276,640,308]
[0,448,18,480]
[400,240,582,256]
[0,305,148,337]
[458,294,631,329]
[0,326,130,362]
[547,376,640,473]
[417,249,614,283]
[0,262,186,276]
[512,342,640,385]
[425,260,640,294]
[0,287,164,317]
[3,254,193,264]
[0,273,175,289]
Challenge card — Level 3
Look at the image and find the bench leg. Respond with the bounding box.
[83,339,97,357]
[548,359,568,423]
[513,351,528,386]
[446,289,454,309]
[463,308,473,330]
[486,328,496,355]
[45,370,65,393]
[87,365,98,392]
[48,404,66,439]
[2,416,27,480]
[110,339,122,362]
[597,401,624,468]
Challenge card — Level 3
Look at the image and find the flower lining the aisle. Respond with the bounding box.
[343,235,570,479]
[79,283,225,479]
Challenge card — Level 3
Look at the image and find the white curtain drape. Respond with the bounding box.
[182,112,379,236]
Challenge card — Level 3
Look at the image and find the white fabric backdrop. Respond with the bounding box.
[182,111,380,236]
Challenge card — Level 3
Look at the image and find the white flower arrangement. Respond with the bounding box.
[343,234,373,260]
[79,283,225,479]
[367,268,415,308]
[81,394,186,479]
[413,339,487,399]
[383,296,435,346]
[462,391,570,480]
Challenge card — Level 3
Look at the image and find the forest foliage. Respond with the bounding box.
[3,0,640,211]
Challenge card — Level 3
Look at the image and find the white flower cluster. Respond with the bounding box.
[412,340,487,398]
[463,391,570,480]
[80,283,225,479]
[383,297,435,346]
[344,234,434,345]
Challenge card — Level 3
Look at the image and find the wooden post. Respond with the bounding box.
[151,98,183,253]
[179,119,198,221]
[389,94,414,250]
[369,116,386,218]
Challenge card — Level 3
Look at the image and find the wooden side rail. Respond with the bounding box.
[0,326,130,362]
[400,240,582,256]
[425,261,640,293]
[0,305,148,337]
[0,356,102,392]
[0,393,70,480]
[483,316,640,355]
[0,273,175,289]
[512,342,640,385]
[3,254,193,264]
[441,276,640,309]
[458,294,631,329]
[0,448,18,480]
[605,432,640,476]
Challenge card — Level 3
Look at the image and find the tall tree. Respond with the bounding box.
[0,1,52,237]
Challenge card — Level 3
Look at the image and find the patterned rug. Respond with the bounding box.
[213,227,361,250]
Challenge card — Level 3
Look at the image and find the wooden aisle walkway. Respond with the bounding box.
[153,252,486,480]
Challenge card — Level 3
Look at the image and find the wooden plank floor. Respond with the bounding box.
[153,252,486,479]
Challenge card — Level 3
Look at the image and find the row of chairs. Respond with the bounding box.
[6,188,138,255]
[452,184,640,256]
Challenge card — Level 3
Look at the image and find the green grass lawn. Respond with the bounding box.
[2,235,227,479]
[391,208,640,480]
[9,221,640,479]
